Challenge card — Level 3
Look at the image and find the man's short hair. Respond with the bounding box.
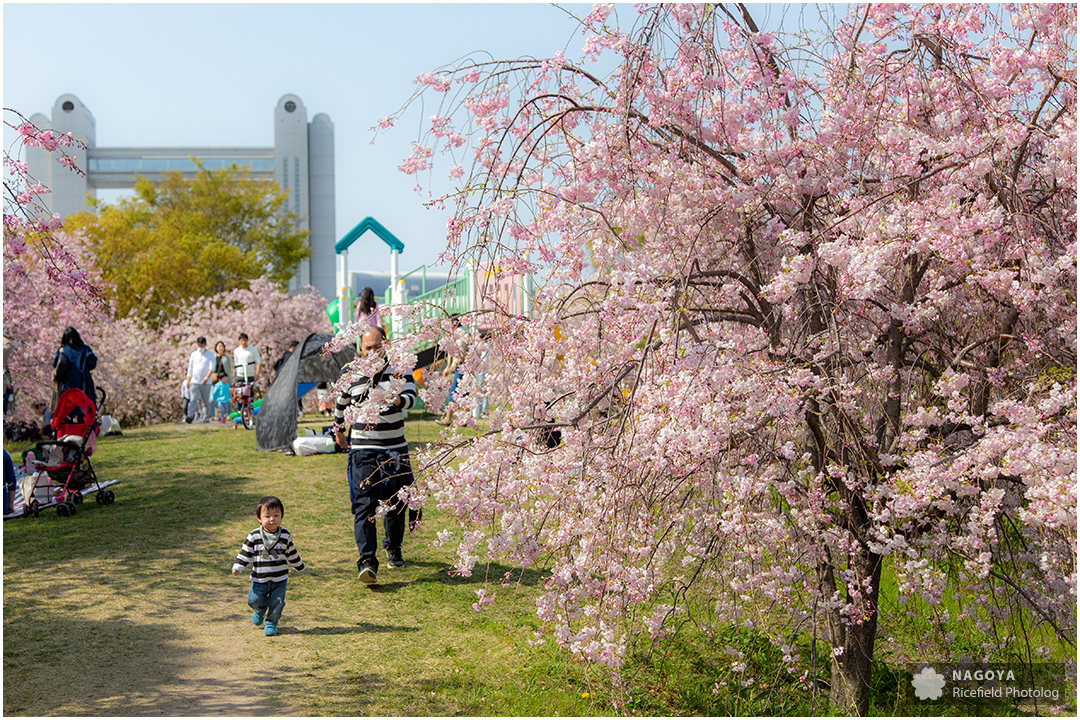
[238,333,249,341]
[196,336,207,345]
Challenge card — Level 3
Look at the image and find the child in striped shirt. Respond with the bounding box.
[232,496,305,636]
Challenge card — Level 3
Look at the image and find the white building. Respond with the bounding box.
[26,93,337,301]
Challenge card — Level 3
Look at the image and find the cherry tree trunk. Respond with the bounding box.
[822,547,884,716]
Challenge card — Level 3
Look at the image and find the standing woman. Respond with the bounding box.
[53,326,97,408]
[353,287,382,333]
[213,341,234,385]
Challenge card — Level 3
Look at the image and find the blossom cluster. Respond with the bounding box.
[3,109,333,427]
[3,110,103,308]
[4,239,331,427]
[356,3,1076,684]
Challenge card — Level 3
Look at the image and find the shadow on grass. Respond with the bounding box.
[289,668,483,716]
[4,470,264,561]
[413,560,549,588]
[354,559,548,595]
[287,621,420,635]
[3,596,291,716]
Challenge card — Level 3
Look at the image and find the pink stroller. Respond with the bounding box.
[22,388,115,517]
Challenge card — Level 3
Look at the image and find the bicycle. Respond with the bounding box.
[231,380,257,430]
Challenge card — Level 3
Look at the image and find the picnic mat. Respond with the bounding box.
[4,479,119,520]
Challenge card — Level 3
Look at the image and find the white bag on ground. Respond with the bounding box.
[20,471,54,506]
[292,435,336,456]
[100,415,122,436]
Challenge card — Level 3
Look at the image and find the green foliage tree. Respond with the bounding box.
[67,160,309,324]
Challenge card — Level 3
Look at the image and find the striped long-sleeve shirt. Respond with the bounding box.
[232,527,305,582]
[334,362,417,451]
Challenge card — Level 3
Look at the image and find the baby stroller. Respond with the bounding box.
[22,387,115,517]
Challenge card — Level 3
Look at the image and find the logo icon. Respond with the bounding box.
[912,666,947,700]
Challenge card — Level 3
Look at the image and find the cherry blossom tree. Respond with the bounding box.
[92,277,331,426]
[5,112,330,428]
[4,110,107,426]
[4,242,330,428]
[362,4,1075,713]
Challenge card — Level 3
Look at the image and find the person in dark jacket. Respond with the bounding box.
[53,327,97,408]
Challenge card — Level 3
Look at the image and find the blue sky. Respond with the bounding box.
[3,3,840,281]
[3,2,603,278]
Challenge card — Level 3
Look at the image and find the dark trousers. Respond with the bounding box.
[3,450,15,516]
[347,448,414,568]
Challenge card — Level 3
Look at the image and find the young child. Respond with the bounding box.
[232,496,305,636]
[209,372,231,422]
[180,377,192,421]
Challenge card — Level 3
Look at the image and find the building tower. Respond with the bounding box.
[26,94,336,300]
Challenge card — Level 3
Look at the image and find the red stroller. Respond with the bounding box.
[22,388,115,517]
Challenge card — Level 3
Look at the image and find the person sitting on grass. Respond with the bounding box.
[232,496,305,637]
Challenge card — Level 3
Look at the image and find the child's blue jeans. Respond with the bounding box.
[248,579,287,625]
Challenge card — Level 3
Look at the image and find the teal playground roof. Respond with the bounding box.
[335,216,404,254]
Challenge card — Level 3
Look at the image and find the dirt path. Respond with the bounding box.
[4,420,504,717]
[4,423,301,716]
[4,552,306,716]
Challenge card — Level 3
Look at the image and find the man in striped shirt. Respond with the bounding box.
[333,327,418,584]
[232,496,305,636]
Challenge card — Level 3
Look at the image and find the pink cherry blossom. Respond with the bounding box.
[363,5,1075,713]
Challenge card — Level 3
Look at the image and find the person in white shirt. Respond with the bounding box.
[185,337,215,423]
[233,333,262,386]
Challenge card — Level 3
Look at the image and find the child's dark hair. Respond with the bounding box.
[256,496,284,517]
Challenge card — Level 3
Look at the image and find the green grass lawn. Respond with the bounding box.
[3,414,609,716]
[4,414,1074,716]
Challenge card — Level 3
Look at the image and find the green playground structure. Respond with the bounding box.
[329,216,534,370]
[325,293,353,326]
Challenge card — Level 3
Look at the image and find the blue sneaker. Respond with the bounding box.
[264,623,277,637]
[252,611,264,627]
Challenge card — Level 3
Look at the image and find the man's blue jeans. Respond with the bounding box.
[347,448,414,567]
[248,579,287,625]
